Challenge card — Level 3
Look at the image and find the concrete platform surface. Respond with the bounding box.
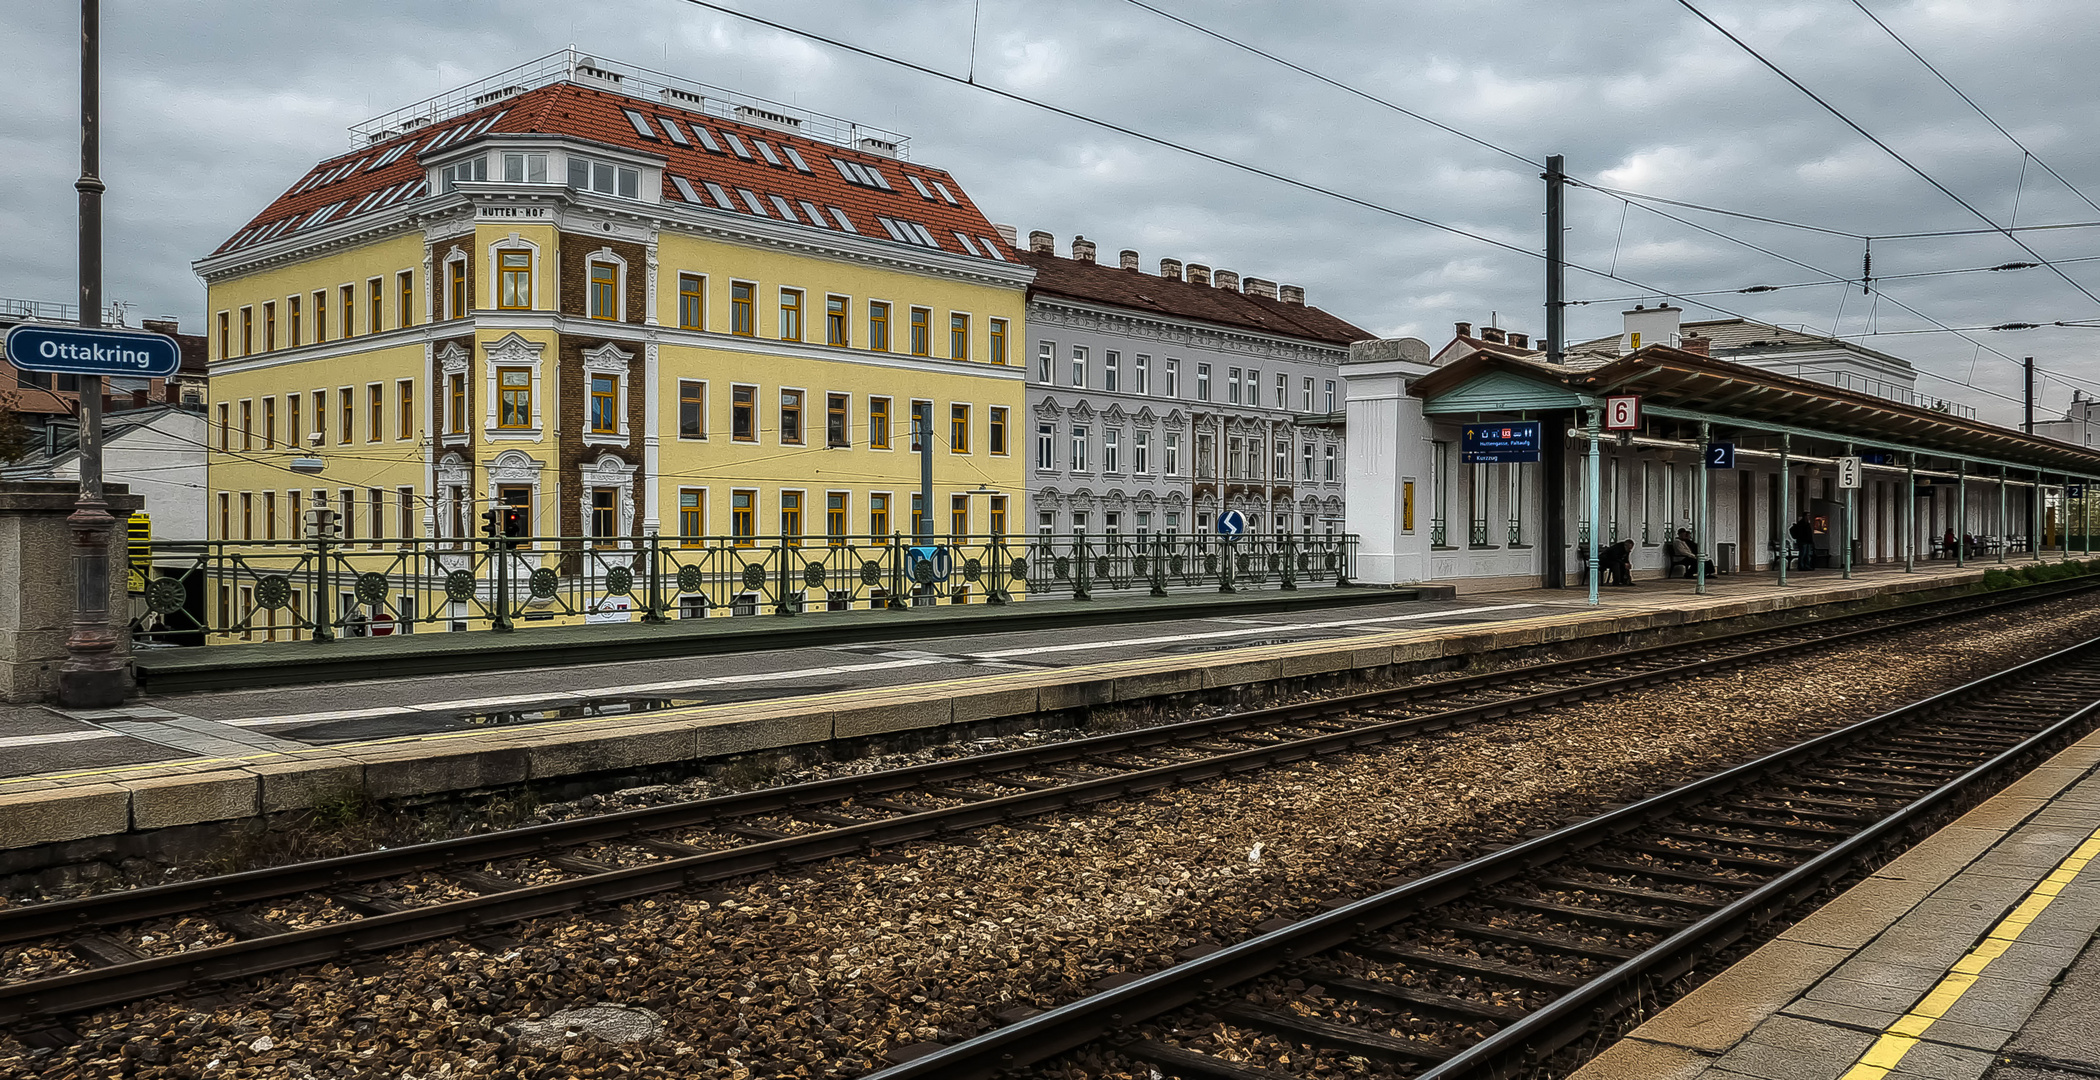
[0,556,2027,853]
[1571,722,2100,1080]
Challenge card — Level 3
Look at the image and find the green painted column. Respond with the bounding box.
[1696,421,1710,595]
[1778,435,1791,586]
[1956,464,1967,568]
[1998,467,2008,564]
[1586,408,1601,606]
[1904,456,1915,573]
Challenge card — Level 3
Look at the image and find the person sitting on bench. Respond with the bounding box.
[1670,529,1718,577]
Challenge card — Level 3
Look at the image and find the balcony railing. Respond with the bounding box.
[133,532,1357,645]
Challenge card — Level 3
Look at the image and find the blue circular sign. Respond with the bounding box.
[1217,509,1247,537]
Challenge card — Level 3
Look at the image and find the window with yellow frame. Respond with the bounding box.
[678,273,704,330]
[909,307,930,356]
[588,262,617,320]
[950,313,969,360]
[498,250,532,310]
[730,282,755,336]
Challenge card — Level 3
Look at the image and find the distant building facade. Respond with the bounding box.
[0,300,208,452]
[1015,234,1367,546]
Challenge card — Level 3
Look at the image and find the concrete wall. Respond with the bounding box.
[0,481,143,702]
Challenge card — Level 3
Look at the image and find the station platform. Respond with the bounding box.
[0,556,2064,859]
[1573,726,2100,1080]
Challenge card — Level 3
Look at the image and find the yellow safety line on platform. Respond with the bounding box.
[1838,825,2100,1079]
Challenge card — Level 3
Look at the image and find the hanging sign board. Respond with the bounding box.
[1461,421,1541,463]
[1604,395,1641,431]
[1837,456,1864,489]
[1705,442,1736,469]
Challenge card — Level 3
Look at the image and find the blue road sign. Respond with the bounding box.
[906,545,952,582]
[5,323,181,378]
[1462,421,1541,463]
[1706,441,1736,469]
[1217,509,1247,537]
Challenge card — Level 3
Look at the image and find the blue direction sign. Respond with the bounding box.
[1462,421,1541,463]
[1706,441,1736,469]
[1217,509,1247,537]
[905,545,952,583]
[5,324,182,378]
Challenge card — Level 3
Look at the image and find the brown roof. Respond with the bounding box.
[1015,250,1371,346]
[211,82,1016,264]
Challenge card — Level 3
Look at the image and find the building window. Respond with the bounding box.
[501,151,548,183]
[1036,422,1055,472]
[825,295,848,345]
[217,492,229,539]
[869,301,890,351]
[590,374,619,434]
[731,490,756,545]
[732,385,757,441]
[1165,358,1181,397]
[498,367,532,429]
[217,311,229,359]
[498,250,532,310]
[241,307,254,356]
[990,495,1007,539]
[1134,431,1150,474]
[1038,511,1054,540]
[289,296,302,348]
[589,262,618,320]
[679,380,706,439]
[1036,341,1054,384]
[1070,426,1089,472]
[950,494,969,540]
[780,491,803,546]
[1227,366,1241,404]
[989,406,1008,455]
[989,318,1007,365]
[1275,372,1287,409]
[869,397,891,449]
[1247,369,1260,404]
[1104,429,1120,473]
[591,488,618,542]
[1196,363,1211,401]
[369,278,383,334]
[397,380,414,440]
[869,493,891,537]
[1325,380,1337,412]
[909,307,931,356]
[678,273,705,330]
[447,373,466,434]
[449,260,468,319]
[313,390,328,444]
[398,271,414,328]
[1105,351,1120,392]
[826,492,849,544]
[264,492,278,541]
[1274,440,1288,480]
[910,493,926,540]
[240,492,252,541]
[826,393,849,447]
[398,487,416,539]
[340,285,355,339]
[779,389,805,445]
[1303,377,1315,412]
[1134,354,1150,395]
[339,388,354,445]
[730,281,755,335]
[1070,346,1087,388]
[367,383,384,441]
[1324,445,1337,481]
[264,302,277,351]
[679,489,705,546]
[779,288,803,341]
[950,313,969,359]
[263,397,276,448]
[1226,436,1241,479]
[567,155,640,198]
[948,403,971,453]
[1302,443,1315,481]
[240,400,253,450]
[1165,432,1181,476]
[288,394,301,446]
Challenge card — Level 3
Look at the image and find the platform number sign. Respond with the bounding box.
[1837,456,1864,490]
[1604,395,1641,431]
[1705,442,1736,470]
[2071,484,2087,498]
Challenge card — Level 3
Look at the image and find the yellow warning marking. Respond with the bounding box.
[1838,824,2100,1079]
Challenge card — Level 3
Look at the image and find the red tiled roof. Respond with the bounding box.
[209,82,1018,265]
[1014,250,1371,346]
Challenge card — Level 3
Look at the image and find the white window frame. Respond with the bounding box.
[1070,345,1088,389]
[581,343,634,448]
[481,331,547,441]
[1036,422,1055,472]
[584,248,629,322]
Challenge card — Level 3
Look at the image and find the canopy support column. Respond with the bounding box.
[1778,435,1791,586]
[1904,456,1915,573]
[1957,463,1967,568]
[1696,421,1710,595]
[1586,407,1601,606]
[1998,467,2008,564]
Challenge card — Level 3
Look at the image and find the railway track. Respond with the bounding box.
[1,576,2092,1032]
[864,631,2100,1080]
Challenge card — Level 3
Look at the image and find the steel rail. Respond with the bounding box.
[0,576,2089,1024]
[858,635,2100,1080]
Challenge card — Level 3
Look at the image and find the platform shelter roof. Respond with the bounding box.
[1411,343,2100,477]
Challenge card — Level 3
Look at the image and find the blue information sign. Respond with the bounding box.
[1216,509,1247,537]
[5,324,182,378]
[1461,421,1541,463]
[2070,484,2086,498]
[1706,441,1736,469]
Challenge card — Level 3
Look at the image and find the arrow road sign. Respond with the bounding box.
[1217,509,1247,537]
[5,323,181,378]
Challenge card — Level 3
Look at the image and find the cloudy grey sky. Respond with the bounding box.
[4,0,2096,425]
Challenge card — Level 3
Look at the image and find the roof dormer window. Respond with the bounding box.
[439,156,488,192]
[567,154,640,199]
[500,152,548,183]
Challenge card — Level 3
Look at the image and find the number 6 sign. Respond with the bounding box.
[1604,394,1641,431]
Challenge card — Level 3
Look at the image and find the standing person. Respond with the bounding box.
[1790,514,1817,571]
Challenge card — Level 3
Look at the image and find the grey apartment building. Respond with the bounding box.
[1014,233,1369,542]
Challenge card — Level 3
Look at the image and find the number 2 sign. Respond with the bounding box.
[1604,394,1641,431]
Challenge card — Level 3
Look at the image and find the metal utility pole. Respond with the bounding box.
[2025,356,2035,434]
[1545,155,1565,367]
[915,403,933,545]
[60,0,125,708]
[1540,154,1568,590]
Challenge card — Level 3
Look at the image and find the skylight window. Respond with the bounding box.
[831,158,893,190]
[350,187,388,215]
[623,109,659,139]
[932,181,959,205]
[827,207,857,233]
[690,125,723,153]
[978,237,1005,261]
[703,180,735,209]
[737,188,769,216]
[721,132,753,160]
[876,217,943,249]
[910,221,940,247]
[862,164,892,191]
[876,217,904,242]
[797,199,827,226]
[304,201,347,229]
[952,231,982,256]
[754,140,783,167]
[782,146,812,173]
[671,175,702,203]
[907,175,934,199]
[468,111,507,137]
[658,116,691,146]
[768,194,799,221]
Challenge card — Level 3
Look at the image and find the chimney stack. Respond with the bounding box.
[1028,230,1054,254]
[1242,277,1277,299]
[1159,258,1183,280]
[1454,321,1473,338]
[1481,326,1507,345]
[1071,235,1096,263]
[1186,263,1211,286]
[993,223,1018,246]
[1621,303,1682,354]
[143,318,180,336]
[1119,249,1140,271]
[1213,268,1239,290]
[1278,284,1305,305]
[1681,332,1711,357]
[1508,331,1529,349]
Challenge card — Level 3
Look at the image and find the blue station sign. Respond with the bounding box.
[4,323,182,379]
[1462,421,1541,463]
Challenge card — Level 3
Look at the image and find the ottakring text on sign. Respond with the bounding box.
[1462,421,1542,463]
[3,323,183,379]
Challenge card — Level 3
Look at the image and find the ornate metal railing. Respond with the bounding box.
[131,532,1357,645]
[1429,518,1448,548]
[1468,518,1490,547]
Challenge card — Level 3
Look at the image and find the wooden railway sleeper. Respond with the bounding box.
[1298,966,1528,1023]
[1531,875,1727,909]
[1346,942,1584,991]
[1426,918,1642,961]
[1660,828,1835,856]
[1686,810,1851,838]
[1487,895,1692,932]
[1213,1000,1455,1064]
[1719,800,1874,825]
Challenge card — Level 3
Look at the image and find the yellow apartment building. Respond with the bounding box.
[191,51,1031,637]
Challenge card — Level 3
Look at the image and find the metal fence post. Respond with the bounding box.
[312,532,334,643]
[1073,535,1092,601]
[492,537,513,632]
[1218,535,1237,595]
[1280,534,1297,590]
[886,531,908,610]
[643,532,664,623]
[1149,533,1168,597]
